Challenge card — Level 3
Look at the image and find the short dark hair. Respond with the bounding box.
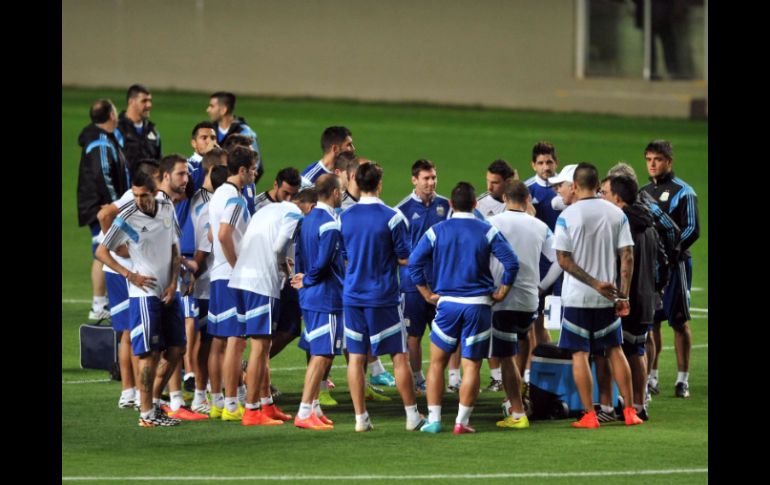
[609,176,638,205]
[573,162,599,191]
[503,179,530,205]
[90,99,114,124]
[202,147,225,172]
[222,133,255,152]
[411,159,436,177]
[126,84,150,103]
[191,121,216,139]
[450,182,476,212]
[321,126,352,153]
[296,187,319,205]
[131,158,159,180]
[132,169,157,192]
[644,140,673,160]
[532,141,558,162]
[356,162,383,193]
[210,165,230,191]
[333,151,357,172]
[227,146,257,175]
[275,167,301,188]
[159,154,187,177]
[487,159,514,180]
[316,174,340,200]
[346,156,364,179]
[210,91,236,115]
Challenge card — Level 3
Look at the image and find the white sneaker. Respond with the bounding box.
[406,414,426,431]
[88,308,111,320]
[191,401,212,414]
[355,418,374,432]
[118,394,135,409]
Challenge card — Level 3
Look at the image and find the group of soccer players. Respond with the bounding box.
[84,92,699,432]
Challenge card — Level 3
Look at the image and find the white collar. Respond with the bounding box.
[535,176,550,187]
[315,201,337,217]
[359,196,382,205]
[189,152,203,163]
[317,159,333,174]
[411,190,435,204]
[451,212,475,219]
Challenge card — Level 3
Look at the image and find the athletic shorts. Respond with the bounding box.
[208,280,242,337]
[128,295,185,356]
[300,310,344,356]
[343,305,407,356]
[105,271,130,331]
[655,258,692,328]
[274,283,302,336]
[90,222,102,256]
[558,307,622,354]
[490,310,537,357]
[180,294,199,319]
[401,292,437,337]
[431,299,492,360]
[236,289,277,338]
[196,298,212,341]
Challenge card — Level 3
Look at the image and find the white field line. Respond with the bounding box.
[62,468,708,481]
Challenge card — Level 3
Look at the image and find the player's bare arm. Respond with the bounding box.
[218,223,237,268]
[95,244,156,292]
[556,250,618,300]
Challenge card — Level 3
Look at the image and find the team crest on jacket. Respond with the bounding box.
[436,206,445,217]
[660,191,670,202]
[163,217,172,228]
[147,132,157,141]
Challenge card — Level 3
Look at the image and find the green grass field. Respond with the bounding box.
[62,87,707,483]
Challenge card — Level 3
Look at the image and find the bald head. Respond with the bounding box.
[90,99,117,131]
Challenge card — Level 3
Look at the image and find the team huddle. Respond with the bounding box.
[76,86,700,432]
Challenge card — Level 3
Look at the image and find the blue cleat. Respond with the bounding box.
[420,421,443,434]
[370,371,396,387]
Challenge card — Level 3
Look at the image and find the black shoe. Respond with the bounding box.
[674,382,690,398]
[183,375,196,393]
[594,405,618,423]
[637,408,649,421]
[483,377,503,392]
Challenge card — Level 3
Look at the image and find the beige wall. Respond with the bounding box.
[62,0,707,118]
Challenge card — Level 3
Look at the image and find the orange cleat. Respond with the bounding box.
[316,413,334,425]
[262,403,292,421]
[572,410,600,429]
[242,408,283,426]
[295,414,333,430]
[623,407,644,426]
[165,405,209,421]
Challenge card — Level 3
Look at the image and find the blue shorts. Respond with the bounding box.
[105,272,130,331]
[180,294,199,319]
[558,307,622,354]
[656,258,692,328]
[275,284,302,336]
[208,280,242,337]
[431,300,492,360]
[343,305,407,357]
[401,292,436,337]
[90,222,101,256]
[300,310,344,356]
[236,289,277,338]
[128,295,185,356]
[196,299,213,341]
[491,310,536,357]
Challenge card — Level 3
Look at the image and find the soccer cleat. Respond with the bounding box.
[483,377,503,392]
[183,375,196,393]
[88,308,111,321]
[317,413,334,425]
[595,407,618,423]
[270,384,283,400]
[453,423,476,434]
[496,415,530,429]
[325,378,336,390]
[623,407,644,425]
[446,384,460,394]
[221,406,244,421]
[355,418,374,432]
[572,410,600,429]
[637,408,650,421]
[415,380,427,396]
[138,411,180,427]
[648,378,660,395]
[163,405,209,421]
[154,404,182,425]
[370,370,396,387]
[118,394,135,409]
[242,408,283,426]
[674,382,690,398]
[420,421,442,434]
[406,414,426,431]
[209,404,223,419]
[262,404,292,421]
[365,383,391,401]
[191,401,211,415]
[294,414,333,430]
[318,390,338,406]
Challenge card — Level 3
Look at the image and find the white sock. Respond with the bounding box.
[650,369,659,381]
[184,372,195,381]
[456,404,473,425]
[312,399,324,417]
[135,390,141,405]
[152,397,160,408]
[206,381,212,393]
[237,385,247,405]
[405,404,420,422]
[524,369,531,384]
[677,372,689,384]
[245,402,260,410]
[298,402,313,419]
[448,369,461,387]
[428,405,442,424]
[601,404,614,414]
[193,390,207,406]
[370,358,386,377]
[503,399,512,414]
[93,295,108,310]
[140,409,154,420]
[490,367,502,381]
[224,397,238,412]
[169,391,184,411]
[355,411,370,425]
[211,392,224,408]
[121,388,135,399]
[413,370,425,384]
[261,396,274,406]
[512,411,526,420]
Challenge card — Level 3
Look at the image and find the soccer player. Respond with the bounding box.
[229,179,315,426]
[96,170,182,427]
[300,126,355,188]
[409,181,519,434]
[395,159,451,394]
[76,98,129,321]
[339,162,425,432]
[207,146,257,421]
[488,179,559,429]
[640,140,699,399]
[291,174,346,430]
[553,162,643,428]
[341,156,368,210]
[115,84,161,173]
